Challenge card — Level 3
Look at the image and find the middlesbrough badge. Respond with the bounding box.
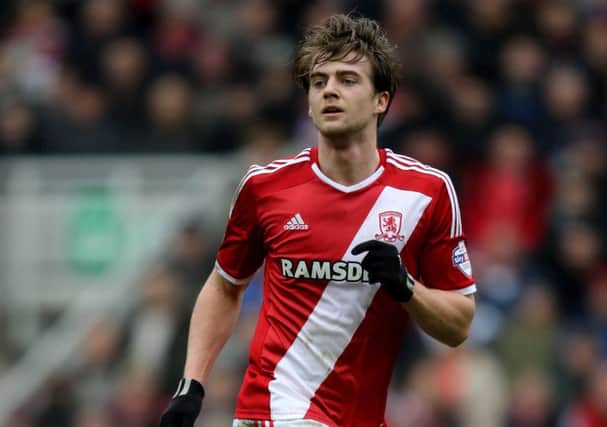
[375,210,405,242]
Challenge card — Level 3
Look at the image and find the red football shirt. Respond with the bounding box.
[215,147,476,427]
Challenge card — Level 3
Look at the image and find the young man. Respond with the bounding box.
[160,14,476,427]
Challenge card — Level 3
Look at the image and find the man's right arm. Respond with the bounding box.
[161,170,262,426]
[159,268,247,426]
[184,268,248,383]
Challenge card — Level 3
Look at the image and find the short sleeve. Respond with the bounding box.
[419,178,476,295]
[216,173,266,285]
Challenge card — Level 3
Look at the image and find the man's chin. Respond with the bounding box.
[318,123,352,138]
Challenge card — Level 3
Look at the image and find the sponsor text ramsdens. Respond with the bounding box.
[280,258,370,282]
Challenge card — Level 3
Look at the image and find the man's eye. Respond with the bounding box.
[311,80,325,88]
[343,79,356,85]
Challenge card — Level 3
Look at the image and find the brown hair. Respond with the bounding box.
[294,14,400,126]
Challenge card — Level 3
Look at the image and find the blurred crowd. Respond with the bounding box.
[1,0,607,426]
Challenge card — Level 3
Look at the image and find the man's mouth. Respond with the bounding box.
[322,106,344,114]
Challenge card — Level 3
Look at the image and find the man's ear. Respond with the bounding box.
[375,91,390,115]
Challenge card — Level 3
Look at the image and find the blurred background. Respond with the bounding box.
[0,0,606,426]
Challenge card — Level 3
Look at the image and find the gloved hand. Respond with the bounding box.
[159,378,205,427]
[351,240,415,302]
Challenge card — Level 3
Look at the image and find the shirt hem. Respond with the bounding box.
[215,260,252,285]
[234,410,336,427]
[451,283,476,295]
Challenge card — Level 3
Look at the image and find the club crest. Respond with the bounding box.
[375,210,405,242]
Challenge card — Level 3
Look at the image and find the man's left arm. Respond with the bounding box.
[407,175,476,347]
[352,239,475,347]
[403,281,475,347]
[352,177,476,347]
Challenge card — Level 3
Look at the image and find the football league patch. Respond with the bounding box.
[452,241,472,277]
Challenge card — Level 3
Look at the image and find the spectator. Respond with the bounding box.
[495,285,559,380]
[124,266,182,377]
[557,330,600,407]
[65,0,130,82]
[448,77,496,168]
[0,99,40,154]
[461,124,553,254]
[143,74,198,152]
[73,318,122,410]
[535,0,580,59]
[99,37,149,141]
[495,36,546,131]
[39,81,121,153]
[398,129,453,173]
[2,0,66,102]
[562,361,607,427]
[505,368,558,427]
[539,64,592,152]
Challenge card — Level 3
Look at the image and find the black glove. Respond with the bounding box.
[159,378,205,427]
[351,240,415,302]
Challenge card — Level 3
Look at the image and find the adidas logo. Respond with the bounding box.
[284,213,309,230]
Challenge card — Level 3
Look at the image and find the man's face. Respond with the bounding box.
[307,53,388,139]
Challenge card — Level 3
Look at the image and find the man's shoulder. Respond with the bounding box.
[240,148,313,193]
[383,149,454,193]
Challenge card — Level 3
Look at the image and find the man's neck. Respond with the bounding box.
[317,133,380,186]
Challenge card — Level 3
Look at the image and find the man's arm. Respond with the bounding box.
[184,268,248,383]
[352,240,475,348]
[403,282,475,347]
[159,269,247,426]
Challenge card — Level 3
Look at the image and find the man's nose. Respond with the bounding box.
[323,77,338,98]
